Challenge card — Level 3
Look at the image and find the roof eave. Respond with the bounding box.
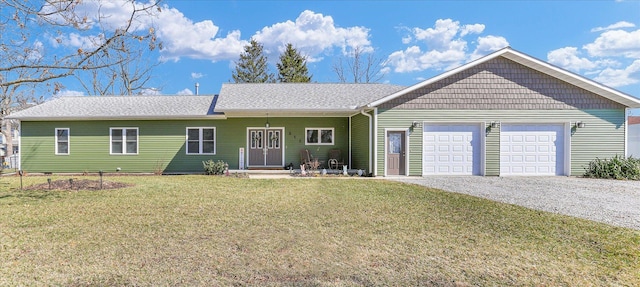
[220,108,358,117]
[7,114,227,121]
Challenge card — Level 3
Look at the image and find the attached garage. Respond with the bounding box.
[423,123,482,175]
[500,124,567,176]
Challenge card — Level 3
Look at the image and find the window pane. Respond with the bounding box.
[57,129,68,141]
[307,130,318,144]
[112,142,123,154]
[126,129,137,140]
[188,129,199,141]
[321,130,333,144]
[389,133,401,154]
[203,129,214,140]
[202,141,215,153]
[187,142,199,154]
[111,129,122,141]
[126,142,137,153]
[58,143,68,154]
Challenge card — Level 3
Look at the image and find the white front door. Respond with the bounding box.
[500,124,565,176]
[423,124,481,175]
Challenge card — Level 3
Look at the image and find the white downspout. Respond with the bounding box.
[360,109,373,175]
[625,108,629,157]
[373,107,378,176]
[348,116,352,168]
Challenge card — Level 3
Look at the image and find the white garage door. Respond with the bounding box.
[423,124,481,175]
[500,124,565,176]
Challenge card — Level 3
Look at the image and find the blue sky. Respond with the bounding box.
[49,0,640,112]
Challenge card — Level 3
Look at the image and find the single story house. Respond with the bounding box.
[8,47,640,176]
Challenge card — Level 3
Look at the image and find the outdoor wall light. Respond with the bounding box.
[411,121,421,128]
[576,121,586,128]
[490,121,500,129]
[265,113,270,129]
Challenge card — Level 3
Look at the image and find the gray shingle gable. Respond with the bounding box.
[216,83,405,111]
[7,95,218,120]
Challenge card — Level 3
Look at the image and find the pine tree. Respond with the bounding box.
[276,43,312,83]
[232,39,275,83]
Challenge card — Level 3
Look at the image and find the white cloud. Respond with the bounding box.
[253,10,372,62]
[469,35,509,60]
[594,60,640,87]
[176,88,194,95]
[43,0,247,62]
[27,40,45,60]
[386,45,466,73]
[49,33,105,49]
[56,90,85,97]
[545,23,640,89]
[139,88,162,95]
[461,24,485,37]
[547,47,600,71]
[156,6,247,62]
[413,19,464,51]
[40,0,156,32]
[191,72,204,79]
[386,19,507,73]
[583,29,640,58]
[591,21,636,32]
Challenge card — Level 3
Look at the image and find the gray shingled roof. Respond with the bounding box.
[7,95,219,120]
[216,83,405,112]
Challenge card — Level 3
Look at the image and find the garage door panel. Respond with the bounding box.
[500,124,565,176]
[423,124,481,175]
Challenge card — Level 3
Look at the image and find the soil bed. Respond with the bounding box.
[24,179,133,191]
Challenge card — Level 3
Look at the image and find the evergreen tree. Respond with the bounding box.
[276,43,312,83]
[232,39,275,83]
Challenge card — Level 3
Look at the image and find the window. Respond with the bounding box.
[186,127,216,154]
[55,128,69,155]
[110,128,138,155]
[305,128,334,145]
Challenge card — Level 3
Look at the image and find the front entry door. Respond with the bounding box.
[387,131,406,175]
[248,128,283,167]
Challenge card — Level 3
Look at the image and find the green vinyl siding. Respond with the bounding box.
[350,112,371,173]
[375,109,626,176]
[20,117,349,173]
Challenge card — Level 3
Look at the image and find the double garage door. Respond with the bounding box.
[422,123,565,176]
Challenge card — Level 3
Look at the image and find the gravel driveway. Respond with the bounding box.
[389,176,640,230]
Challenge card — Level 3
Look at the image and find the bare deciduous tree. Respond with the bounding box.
[1,0,162,163]
[332,46,387,83]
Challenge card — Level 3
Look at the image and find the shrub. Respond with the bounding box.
[583,155,640,180]
[202,160,228,175]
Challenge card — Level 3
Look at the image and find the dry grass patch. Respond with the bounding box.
[0,175,638,286]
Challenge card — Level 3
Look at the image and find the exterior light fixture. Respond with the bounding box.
[411,121,420,128]
[491,121,499,129]
[576,121,585,128]
[265,113,270,129]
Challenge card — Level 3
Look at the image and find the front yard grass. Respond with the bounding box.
[0,175,638,286]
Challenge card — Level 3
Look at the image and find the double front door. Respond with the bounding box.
[248,128,284,167]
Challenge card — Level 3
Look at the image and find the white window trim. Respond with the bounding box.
[55,128,70,155]
[110,127,139,155]
[186,127,216,155]
[305,127,334,145]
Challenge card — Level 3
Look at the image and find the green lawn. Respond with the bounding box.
[0,175,638,286]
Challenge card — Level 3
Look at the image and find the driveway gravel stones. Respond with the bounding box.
[390,176,640,230]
